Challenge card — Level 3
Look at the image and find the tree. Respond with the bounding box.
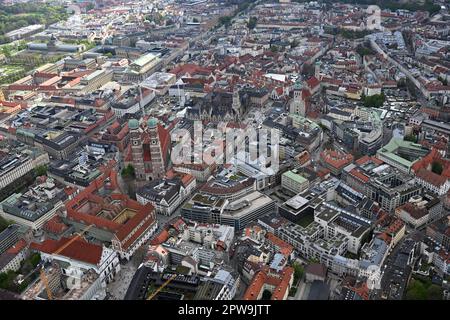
[261,289,272,300]
[289,286,298,296]
[0,270,18,292]
[339,29,371,40]
[192,17,199,23]
[121,164,135,178]
[404,134,418,143]
[356,44,374,57]
[427,285,443,300]
[247,17,257,29]
[290,39,299,48]
[406,78,418,98]
[438,76,448,86]
[406,278,443,300]
[363,93,385,108]
[0,216,10,232]
[431,161,443,175]
[1,45,12,58]
[0,4,69,45]
[218,16,232,28]
[406,279,427,300]
[293,262,304,283]
[30,253,41,268]
[34,165,47,176]
[301,63,315,77]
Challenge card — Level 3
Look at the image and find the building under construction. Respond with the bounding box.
[21,262,105,300]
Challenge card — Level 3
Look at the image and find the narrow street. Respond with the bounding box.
[293,278,309,300]
[106,261,138,300]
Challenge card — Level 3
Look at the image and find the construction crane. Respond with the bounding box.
[53,224,94,255]
[147,274,177,300]
[39,224,95,300]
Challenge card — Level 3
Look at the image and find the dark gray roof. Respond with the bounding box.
[136,177,182,204]
[307,280,330,300]
[0,225,20,245]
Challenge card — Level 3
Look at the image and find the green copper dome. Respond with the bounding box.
[294,80,302,90]
[128,119,139,130]
[147,117,158,128]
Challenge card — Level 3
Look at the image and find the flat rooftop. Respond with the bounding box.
[223,191,274,219]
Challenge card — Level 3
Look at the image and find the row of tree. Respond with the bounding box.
[362,93,385,108]
[0,4,68,44]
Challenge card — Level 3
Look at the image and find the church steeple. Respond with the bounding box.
[128,119,146,181]
[290,80,306,116]
[147,117,165,180]
[232,87,241,119]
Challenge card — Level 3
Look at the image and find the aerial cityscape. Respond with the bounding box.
[0,0,449,303]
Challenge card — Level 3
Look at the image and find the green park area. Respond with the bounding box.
[0,64,26,84]
[406,276,442,300]
[0,253,41,293]
[0,3,69,44]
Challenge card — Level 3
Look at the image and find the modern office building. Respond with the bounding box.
[281,169,310,194]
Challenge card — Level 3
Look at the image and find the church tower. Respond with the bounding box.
[232,88,241,120]
[290,80,305,116]
[315,61,321,80]
[128,119,146,181]
[147,117,165,180]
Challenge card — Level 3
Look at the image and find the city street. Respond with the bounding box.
[106,261,138,300]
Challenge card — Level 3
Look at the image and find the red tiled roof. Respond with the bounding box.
[412,148,450,181]
[6,239,27,255]
[43,216,69,234]
[397,203,428,220]
[349,168,370,183]
[120,215,155,250]
[416,168,448,187]
[348,282,369,300]
[306,76,320,89]
[321,149,354,170]
[65,163,156,252]
[169,64,213,78]
[31,237,103,266]
[243,265,293,300]
[265,232,293,257]
[170,218,186,232]
[150,229,169,245]
[64,186,77,196]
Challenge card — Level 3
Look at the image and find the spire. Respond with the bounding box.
[232,87,241,117]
